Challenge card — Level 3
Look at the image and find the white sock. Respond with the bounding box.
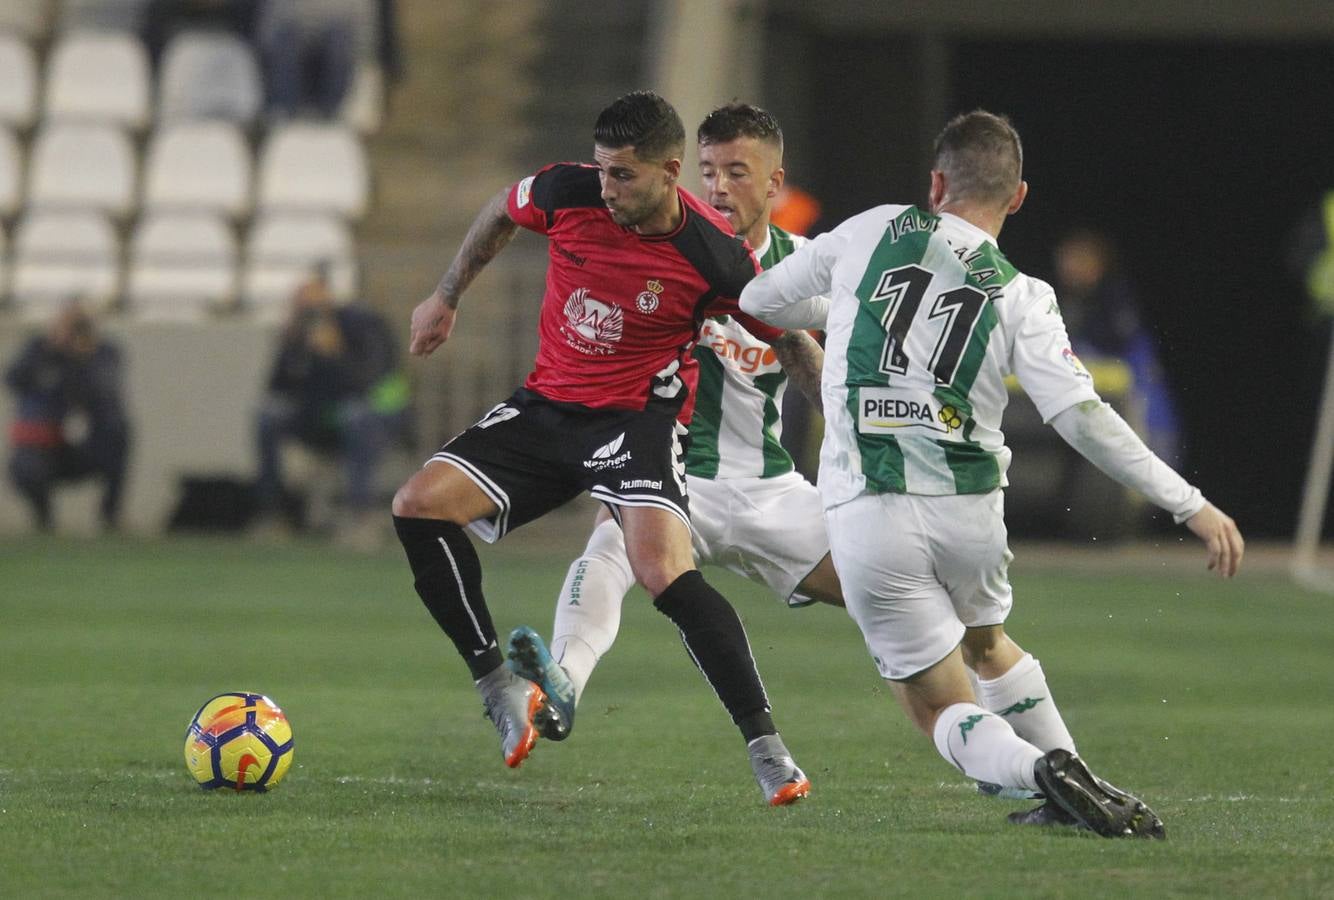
[550,518,635,705]
[932,702,1043,793]
[976,653,1076,754]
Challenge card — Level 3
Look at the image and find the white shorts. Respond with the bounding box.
[687,470,830,607]
[826,490,1014,680]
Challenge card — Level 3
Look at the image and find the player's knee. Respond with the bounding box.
[393,474,485,528]
[960,626,1012,670]
[392,479,447,522]
[631,560,686,598]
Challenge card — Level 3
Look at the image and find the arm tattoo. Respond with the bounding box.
[436,189,520,308]
[771,330,825,414]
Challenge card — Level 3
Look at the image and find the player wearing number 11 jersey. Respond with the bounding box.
[743,109,1244,836]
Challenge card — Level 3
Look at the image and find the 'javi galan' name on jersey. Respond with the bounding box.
[507,163,782,422]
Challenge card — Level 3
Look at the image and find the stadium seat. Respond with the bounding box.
[158,31,263,125]
[242,212,358,319]
[44,29,151,130]
[27,121,136,219]
[126,210,238,320]
[0,127,22,218]
[341,61,384,136]
[256,122,369,221]
[0,33,38,130]
[0,1,53,41]
[142,121,252,219]
[59,0,152,32]
[11,208,120,318]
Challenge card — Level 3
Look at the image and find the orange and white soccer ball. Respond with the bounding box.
[184,692,294,792]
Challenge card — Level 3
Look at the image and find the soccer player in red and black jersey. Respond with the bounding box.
[391,91,820,805]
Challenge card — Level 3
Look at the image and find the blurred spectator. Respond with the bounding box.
[143,0,261,64]
[1053,229,1183,464]
[6,301,131,532]
[257,0,372,119]
[253,265,408,539]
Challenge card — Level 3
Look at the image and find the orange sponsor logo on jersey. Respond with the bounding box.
[700,321,777,374]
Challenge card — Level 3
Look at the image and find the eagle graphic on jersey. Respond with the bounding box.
[562,287,625,352]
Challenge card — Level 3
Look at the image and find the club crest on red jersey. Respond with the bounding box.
[562,287,624,354]
[635,279,664,314]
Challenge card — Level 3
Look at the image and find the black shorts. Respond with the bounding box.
[428,388,689,542]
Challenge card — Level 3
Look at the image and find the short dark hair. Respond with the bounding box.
[697,102,783,152]
[932,110,1023,207]
[593,90,685,162]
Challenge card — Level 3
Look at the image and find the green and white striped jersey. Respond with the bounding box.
[685,224,807,480]
[743,206,1098,506]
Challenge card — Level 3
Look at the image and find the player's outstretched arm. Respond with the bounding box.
[1184,502,1245,577]
[1049,400,1244,577]
[409,187,519,356]
[740,267,830,331]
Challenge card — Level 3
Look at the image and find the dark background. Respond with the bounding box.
[764,30,1334,537]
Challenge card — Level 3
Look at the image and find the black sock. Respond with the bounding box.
[653,570,776,742]
[392,515,502,679]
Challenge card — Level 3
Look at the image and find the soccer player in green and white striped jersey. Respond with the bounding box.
[506,104,840,746]
[742,110,1244,837]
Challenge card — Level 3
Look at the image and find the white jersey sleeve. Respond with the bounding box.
[1005,276,1101,423]
[1050,400,1205,523]
[740,217,862,329]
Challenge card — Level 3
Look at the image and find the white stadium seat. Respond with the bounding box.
[59,0,152,33]
[44,29,151,129]
[0,33,39,130]
[256,122,369,220]
[242,212,358,318]
[142,121,252,218]
[0,127,22,218]
[341,61,384,136]
[158,31,263,125]
[27,122,137,218]
[126,211,238,320]
[11,209,120,317]
[0,2,53,41]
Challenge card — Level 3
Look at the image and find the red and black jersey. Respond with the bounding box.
[506,162,783,423]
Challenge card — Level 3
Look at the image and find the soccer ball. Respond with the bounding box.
[184,692,294,792]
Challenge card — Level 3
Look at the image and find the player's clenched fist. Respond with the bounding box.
[409,293,457,356]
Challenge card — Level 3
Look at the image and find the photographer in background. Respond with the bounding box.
[252,264,408,544]
[6,301,131,532]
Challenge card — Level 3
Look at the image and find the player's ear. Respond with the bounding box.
[768,165,785,199]
[928,170,946,212]
[1008,180,1029,215]
[663,157,682,183]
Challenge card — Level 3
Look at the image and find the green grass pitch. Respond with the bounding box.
[1,531,1331,897]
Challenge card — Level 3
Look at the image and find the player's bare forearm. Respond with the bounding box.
[434,188,520,309]
[771,330,824,413]
[410,189,518,357]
